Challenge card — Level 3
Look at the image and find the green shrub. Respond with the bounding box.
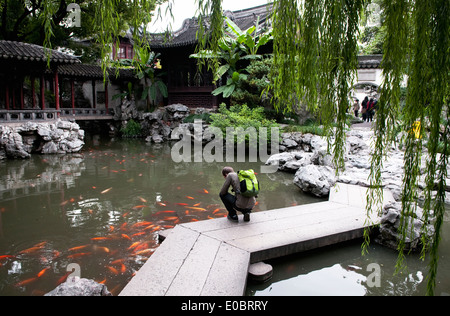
[120,119,142,137]
[210,103,279,144]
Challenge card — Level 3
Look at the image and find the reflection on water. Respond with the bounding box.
[0,136,321,296]
[247,205,450,296]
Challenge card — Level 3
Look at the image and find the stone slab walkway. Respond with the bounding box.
[119,183,394,296]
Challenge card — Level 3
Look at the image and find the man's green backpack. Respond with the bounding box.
[238,169,260,198]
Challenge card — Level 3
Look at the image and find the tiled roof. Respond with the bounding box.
[150,3,273,49]
[0,40,80,64]
[57,64,136,79]
[358,55,382,69]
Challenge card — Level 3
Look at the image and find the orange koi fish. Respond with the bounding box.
[15,277,38,287]
[212,208,221,214]
[107,266,119,275]
[128,242,141,250]
[155,210,175,215]
[157,202,167,207]
[132,232,146,237]
[91,237,111,241]
[138,197,148,203]
[176,203,188,206]
[69,245,89,252]
[132,221,152,228]
[37,267,50,278]
[111,259,125,265]
[135,249,153,256]
[203,189,209,194]
[132,205,147,210]
[121,234,131,241]
[164,216,178,221]
[96,247,110,253]
[186,196,194,200]
[0,255,16,260]
[185,206,207,211]
[67,252,92,259]
[19,246,43,255]
[120,263,126,273]
[193,203,201,207]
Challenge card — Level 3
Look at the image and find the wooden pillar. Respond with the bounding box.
[20,78,24,109]
[31,77,36,109]
[54,70,60,114]
[40,76,45,110]
[92,80,96,109]
[105,82,109,114]
[71,80,75,114]
[5,85,10,110]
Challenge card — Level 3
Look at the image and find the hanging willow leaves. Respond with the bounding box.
[364,0,409,255]
[38,0,450,296]
[194,0,223,82]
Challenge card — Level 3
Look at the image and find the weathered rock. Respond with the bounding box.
[294,164,336,197]
[0,120,85,159]
[374,202,435,252]
[45,277,112,296]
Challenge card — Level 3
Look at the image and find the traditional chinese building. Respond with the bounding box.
[149,3,273,108]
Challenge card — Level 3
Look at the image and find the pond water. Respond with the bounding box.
[1,135,449,296]
[0,134,321,296]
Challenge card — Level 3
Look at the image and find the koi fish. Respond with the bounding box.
[120,223,128,230]
[157,202,167,207]
[132,205,147,210]
[135,249,153,256]
[164,216,178,221]
[155,210,175,215]
[69,245,89,252]
[37,267,50,278]
[185,196,194,200]
[203,189,209,194]
[212,208,221,214]
[131,232,146,237]
[67,252,92,259]
[138,197,147,203]
[96,247,110,253]
[57,271,72,285]
[101,187,113,194]
[0,255,16,260]
[91,237,111,241]
[15,277,38,287]
[132,221,152,228]
[128,242,141,250]
[193,203,201,207]
[111,259,125,265]
[143,225,155,231]
[107,266,119,275]
[120,263,126,273]
[19,246,43,255]
[121,234,131,241]
[185,206,207,211]
[176,203,189,206]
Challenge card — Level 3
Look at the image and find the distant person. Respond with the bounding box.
[353,98,360,117]
[367,98,375,122]
[219,166,255,222]
[361,96,369,121]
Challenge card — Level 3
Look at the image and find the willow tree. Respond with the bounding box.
[191,0,449,296]
[40,0,449,295]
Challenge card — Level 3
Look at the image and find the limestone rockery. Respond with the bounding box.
[0,120,84,159]
[265,127,449,251]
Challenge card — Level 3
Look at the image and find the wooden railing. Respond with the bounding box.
[0,109,60,122]
[0,108,114,123]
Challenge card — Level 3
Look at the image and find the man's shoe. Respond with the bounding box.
[227,214,238,222]
[243,213,250,222]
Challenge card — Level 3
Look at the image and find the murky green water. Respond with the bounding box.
[0,135,321,296]
[1,135,449,296]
